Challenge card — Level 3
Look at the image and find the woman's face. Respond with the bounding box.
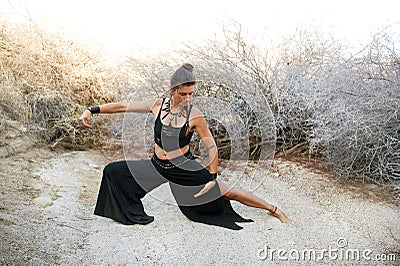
[171,85,194,106]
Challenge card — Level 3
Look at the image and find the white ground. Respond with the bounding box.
[1,148,399,265]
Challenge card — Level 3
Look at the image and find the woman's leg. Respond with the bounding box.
[217,180,291,224]
[94,160,166,225]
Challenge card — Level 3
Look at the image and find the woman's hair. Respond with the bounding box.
[170,63,196,89]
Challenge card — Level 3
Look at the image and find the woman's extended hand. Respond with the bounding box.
[79,110,93,128]
[194,180,217,198]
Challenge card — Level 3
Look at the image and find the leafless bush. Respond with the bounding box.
[169,22,399,189]
[107,22,400,192]
[179,22,344,156]
[0,21,119,149]
[309,26,400,184]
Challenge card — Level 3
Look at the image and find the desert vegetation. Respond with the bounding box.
[1,19,399,199]
[0,21,119,149]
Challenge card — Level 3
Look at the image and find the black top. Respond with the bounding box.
[154,98,194,152]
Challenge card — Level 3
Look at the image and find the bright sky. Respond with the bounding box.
[1,0,399,58]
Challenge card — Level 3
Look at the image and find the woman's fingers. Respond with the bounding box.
[194,181,216,198]
[79,113,92,128]
[193,188,206,198]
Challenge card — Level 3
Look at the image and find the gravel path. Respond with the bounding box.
[1,149,399,265]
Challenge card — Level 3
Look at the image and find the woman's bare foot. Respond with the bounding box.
[270,206,291,224]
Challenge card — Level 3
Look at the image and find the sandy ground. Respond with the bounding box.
[0,146,399,265]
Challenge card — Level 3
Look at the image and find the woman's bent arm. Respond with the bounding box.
[191,109,218,174]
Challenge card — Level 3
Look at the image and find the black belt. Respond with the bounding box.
[151,151,194,170]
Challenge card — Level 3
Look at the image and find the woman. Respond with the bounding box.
[79,64,291,230]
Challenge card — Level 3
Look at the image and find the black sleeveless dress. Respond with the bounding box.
[94,98,253,230]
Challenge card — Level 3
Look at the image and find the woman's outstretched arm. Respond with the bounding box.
[79,99,160,128]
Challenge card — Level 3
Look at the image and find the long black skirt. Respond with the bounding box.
[94,152,253,230]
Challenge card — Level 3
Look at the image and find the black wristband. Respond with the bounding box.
[209,173,217,181]
[88,106,100,114]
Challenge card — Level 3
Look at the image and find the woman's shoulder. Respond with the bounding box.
[152,98,164,105]
[189,105,202,114]
[149,98,165,114]
[189,105,206,120]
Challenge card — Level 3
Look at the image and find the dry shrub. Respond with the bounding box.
[309,28,400,184]
[0,20,119,149]
[169,22,400,192]
[179,23,343,157]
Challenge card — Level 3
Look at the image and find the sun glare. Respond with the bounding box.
[1,0,398,58]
